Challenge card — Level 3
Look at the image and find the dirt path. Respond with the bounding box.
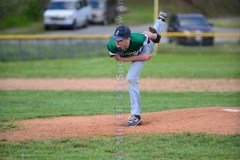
[1,107,239,141]
[0,78,240,92]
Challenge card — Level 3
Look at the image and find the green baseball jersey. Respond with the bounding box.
[107,33,148,57]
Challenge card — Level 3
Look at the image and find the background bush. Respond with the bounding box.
[0,0,49,29]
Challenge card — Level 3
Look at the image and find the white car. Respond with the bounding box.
[88,0,117,25]
[44,0,92,30]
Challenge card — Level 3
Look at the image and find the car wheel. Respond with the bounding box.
[113,17,118,23]
[168,37,173,43]
[208,38,214,46]
[202,37,214,46]
[44,25,51,30]
[71,20,77,30]
[83,20,89,28]
[177,37,183,45]
[103,19,108,25]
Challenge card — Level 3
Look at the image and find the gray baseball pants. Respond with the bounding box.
[127,19,165,116]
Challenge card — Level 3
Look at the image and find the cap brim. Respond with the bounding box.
[110,35,124,41]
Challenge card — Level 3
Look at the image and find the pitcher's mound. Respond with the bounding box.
[1,107,239,141]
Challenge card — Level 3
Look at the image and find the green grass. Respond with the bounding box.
[0,23,45,34]
[0,133,239,160]
[0,121,18,132]
[122,2,153,25]
[1,41,239,159]
[0,91,239,122]
[0,43,240,78]
[209,17,240,29]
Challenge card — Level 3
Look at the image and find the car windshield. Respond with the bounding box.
[47,2,76,10]
[89,0,104,9]
[179,16,209,27]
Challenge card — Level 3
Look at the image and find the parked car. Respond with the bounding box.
[167,13,214,45]
[88,0,117,25]
[43,0,91,30]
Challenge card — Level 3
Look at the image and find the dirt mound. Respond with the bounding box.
[0,107,239,141]
[0,78,240,92]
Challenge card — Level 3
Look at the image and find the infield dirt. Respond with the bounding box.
[1,107,239,141]
[0,78,240,92]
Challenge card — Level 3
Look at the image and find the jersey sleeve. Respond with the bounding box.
[108,51,116,57]
[107,39,118,57]
[142,33,149,45]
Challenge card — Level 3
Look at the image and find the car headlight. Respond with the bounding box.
[194,30,202,34]
[182,30,191,39]
[183,30,191,34]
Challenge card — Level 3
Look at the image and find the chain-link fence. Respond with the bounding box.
[0,38,108,61]
[1,32,239,61]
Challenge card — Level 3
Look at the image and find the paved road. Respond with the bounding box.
[46,24,152,35]
[45,24,240,43]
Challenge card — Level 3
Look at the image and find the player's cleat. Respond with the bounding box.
[127,115,142,127]
[158,11,168,21]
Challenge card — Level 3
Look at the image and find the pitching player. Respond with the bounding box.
[107,11,167,126]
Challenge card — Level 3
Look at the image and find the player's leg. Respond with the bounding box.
[152,11,168,33]
[141,41,155,55]
[126,61,145,126]
[126,37,156,126]
[146,11,168,51]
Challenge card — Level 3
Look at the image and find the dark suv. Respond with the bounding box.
[167,13,214,45]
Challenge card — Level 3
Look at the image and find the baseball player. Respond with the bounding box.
[107,11,167,126]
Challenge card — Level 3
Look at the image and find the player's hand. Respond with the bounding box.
[139,54,152,61]
[114,54,123,61]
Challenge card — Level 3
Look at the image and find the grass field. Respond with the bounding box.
[1,42,239,159]
[0,91,239,122]
[209,17,240,29]
[122,1,153,26]
[1,133,239,160]
[0,43,240,78]
[0,1,239,159]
